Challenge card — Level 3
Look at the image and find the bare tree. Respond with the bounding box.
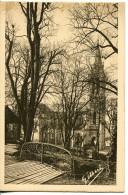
[53,56,91,150]
[102,98,117,134]
[5,2,63,142]
[69,2,118,95]
[102,98,117,162]
[74,133,86,156]
[69,3,118,59]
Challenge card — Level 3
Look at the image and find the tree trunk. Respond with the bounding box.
[64,135,71,150]
[25,112,35,142]
[96,109,100,155]
[110,125,117,162]
[64,125,71,150]
[17,123,21,140]
[64,141,71,150]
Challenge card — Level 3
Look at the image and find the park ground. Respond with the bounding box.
[5,144,116,185]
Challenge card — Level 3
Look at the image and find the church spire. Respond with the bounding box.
[95,39,102,63]
[93,39,105,75]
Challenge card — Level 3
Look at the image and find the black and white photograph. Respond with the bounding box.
[0,1,125,192]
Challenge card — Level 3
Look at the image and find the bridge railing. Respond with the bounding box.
[20,142,74,175]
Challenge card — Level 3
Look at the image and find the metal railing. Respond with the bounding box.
[20,142,74,175]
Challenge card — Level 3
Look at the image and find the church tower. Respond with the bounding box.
[85,43,106,151]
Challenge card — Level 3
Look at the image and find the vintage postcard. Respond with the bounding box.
[0,1,125,192]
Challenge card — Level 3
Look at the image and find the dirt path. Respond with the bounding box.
[5,144,20,166]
